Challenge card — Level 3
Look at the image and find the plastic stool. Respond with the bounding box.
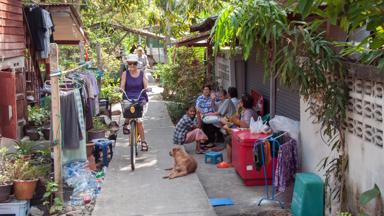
[93,139,113,167]
[205,151,223,164]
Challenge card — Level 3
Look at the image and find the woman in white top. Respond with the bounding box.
[136,47,150,71]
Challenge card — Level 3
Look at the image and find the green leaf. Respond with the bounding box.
[298,0,314,18]
[43,192,51,199]
[360,184,381,205]
[310,20,325,31]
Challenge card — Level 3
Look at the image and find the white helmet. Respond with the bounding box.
[126,54,138,62]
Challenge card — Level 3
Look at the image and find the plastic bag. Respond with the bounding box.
[250,116,264,133]
[269,115,300,141]
[202,115,220,124]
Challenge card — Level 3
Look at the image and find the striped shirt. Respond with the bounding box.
[173,114,194,144]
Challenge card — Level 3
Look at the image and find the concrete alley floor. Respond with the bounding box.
[92,86,217,216]
[93,83,292,216]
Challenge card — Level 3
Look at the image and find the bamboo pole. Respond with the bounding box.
[49,43,63,199]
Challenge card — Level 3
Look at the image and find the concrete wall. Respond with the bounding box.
[215,55,238,90]
[300,74,384,215]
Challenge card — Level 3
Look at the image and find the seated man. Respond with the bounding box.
[173,106,208,154]
[203,89,236,127]
[195,85,219,147]
[217,93,257,168]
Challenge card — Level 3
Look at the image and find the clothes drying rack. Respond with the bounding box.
[253,131,288,209]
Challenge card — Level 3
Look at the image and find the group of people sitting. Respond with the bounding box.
[173,84,257,168]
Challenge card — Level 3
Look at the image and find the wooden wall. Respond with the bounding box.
[0,0,25,59]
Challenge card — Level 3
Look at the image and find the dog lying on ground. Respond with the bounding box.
[163,146,197,179]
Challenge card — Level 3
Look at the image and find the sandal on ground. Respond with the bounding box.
[195,149,205,154]
[141,141,149,151]
[123,124,130,135]
[217,161,232,169]
[202,143,214,148]
[211,146,225,152]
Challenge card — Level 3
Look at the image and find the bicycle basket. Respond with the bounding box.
[122,101,143,118]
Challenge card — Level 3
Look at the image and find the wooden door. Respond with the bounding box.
[0,72,17,139]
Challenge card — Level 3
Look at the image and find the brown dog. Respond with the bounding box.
[163,146,197,179]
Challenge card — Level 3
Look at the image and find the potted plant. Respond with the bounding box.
[42,123,51,140]
[11,159,46,200]
[14,140,37,160]
[0,148,13,202]
[87,117,107,141]
[26,106,50,141]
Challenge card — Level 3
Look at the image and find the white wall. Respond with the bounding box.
[300,75,384,215]
[300,99,332,177]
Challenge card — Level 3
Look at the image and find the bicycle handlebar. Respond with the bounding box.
[118,87,147,103]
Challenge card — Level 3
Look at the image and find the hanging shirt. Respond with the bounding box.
[124,70,148,102]
[39,9,54,59]
[25,6,46,51]
[274,139,298,192]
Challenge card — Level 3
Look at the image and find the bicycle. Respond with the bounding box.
[120,88,147,171]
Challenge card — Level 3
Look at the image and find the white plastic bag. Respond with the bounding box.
[202,115,220,124]
[269,115,300,141]
[250,116,264,133]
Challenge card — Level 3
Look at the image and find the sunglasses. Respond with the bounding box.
[127,62,137,66]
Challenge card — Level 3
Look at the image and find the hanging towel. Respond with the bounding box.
[62,89,87,163]
[264,140,272,164]
[253,140,265,171]
[39,9,54,59]
[60,91,83,149]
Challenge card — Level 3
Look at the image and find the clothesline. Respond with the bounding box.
[50,61,93,77]
[257,131,288,142]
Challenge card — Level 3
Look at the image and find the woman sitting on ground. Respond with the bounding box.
[217,93,257,168]
[173,106,208,154]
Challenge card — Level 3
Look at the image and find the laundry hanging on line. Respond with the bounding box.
[25,5,55,60]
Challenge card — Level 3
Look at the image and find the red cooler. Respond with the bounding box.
[232,129,275,186]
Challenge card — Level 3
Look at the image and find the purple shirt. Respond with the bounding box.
[124,70,148,102]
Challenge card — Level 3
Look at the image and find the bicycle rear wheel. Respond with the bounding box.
[130,120,136,171]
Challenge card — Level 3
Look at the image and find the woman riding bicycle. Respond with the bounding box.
[120,53,149,151]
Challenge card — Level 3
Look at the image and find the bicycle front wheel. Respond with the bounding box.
[130,120,136,171]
